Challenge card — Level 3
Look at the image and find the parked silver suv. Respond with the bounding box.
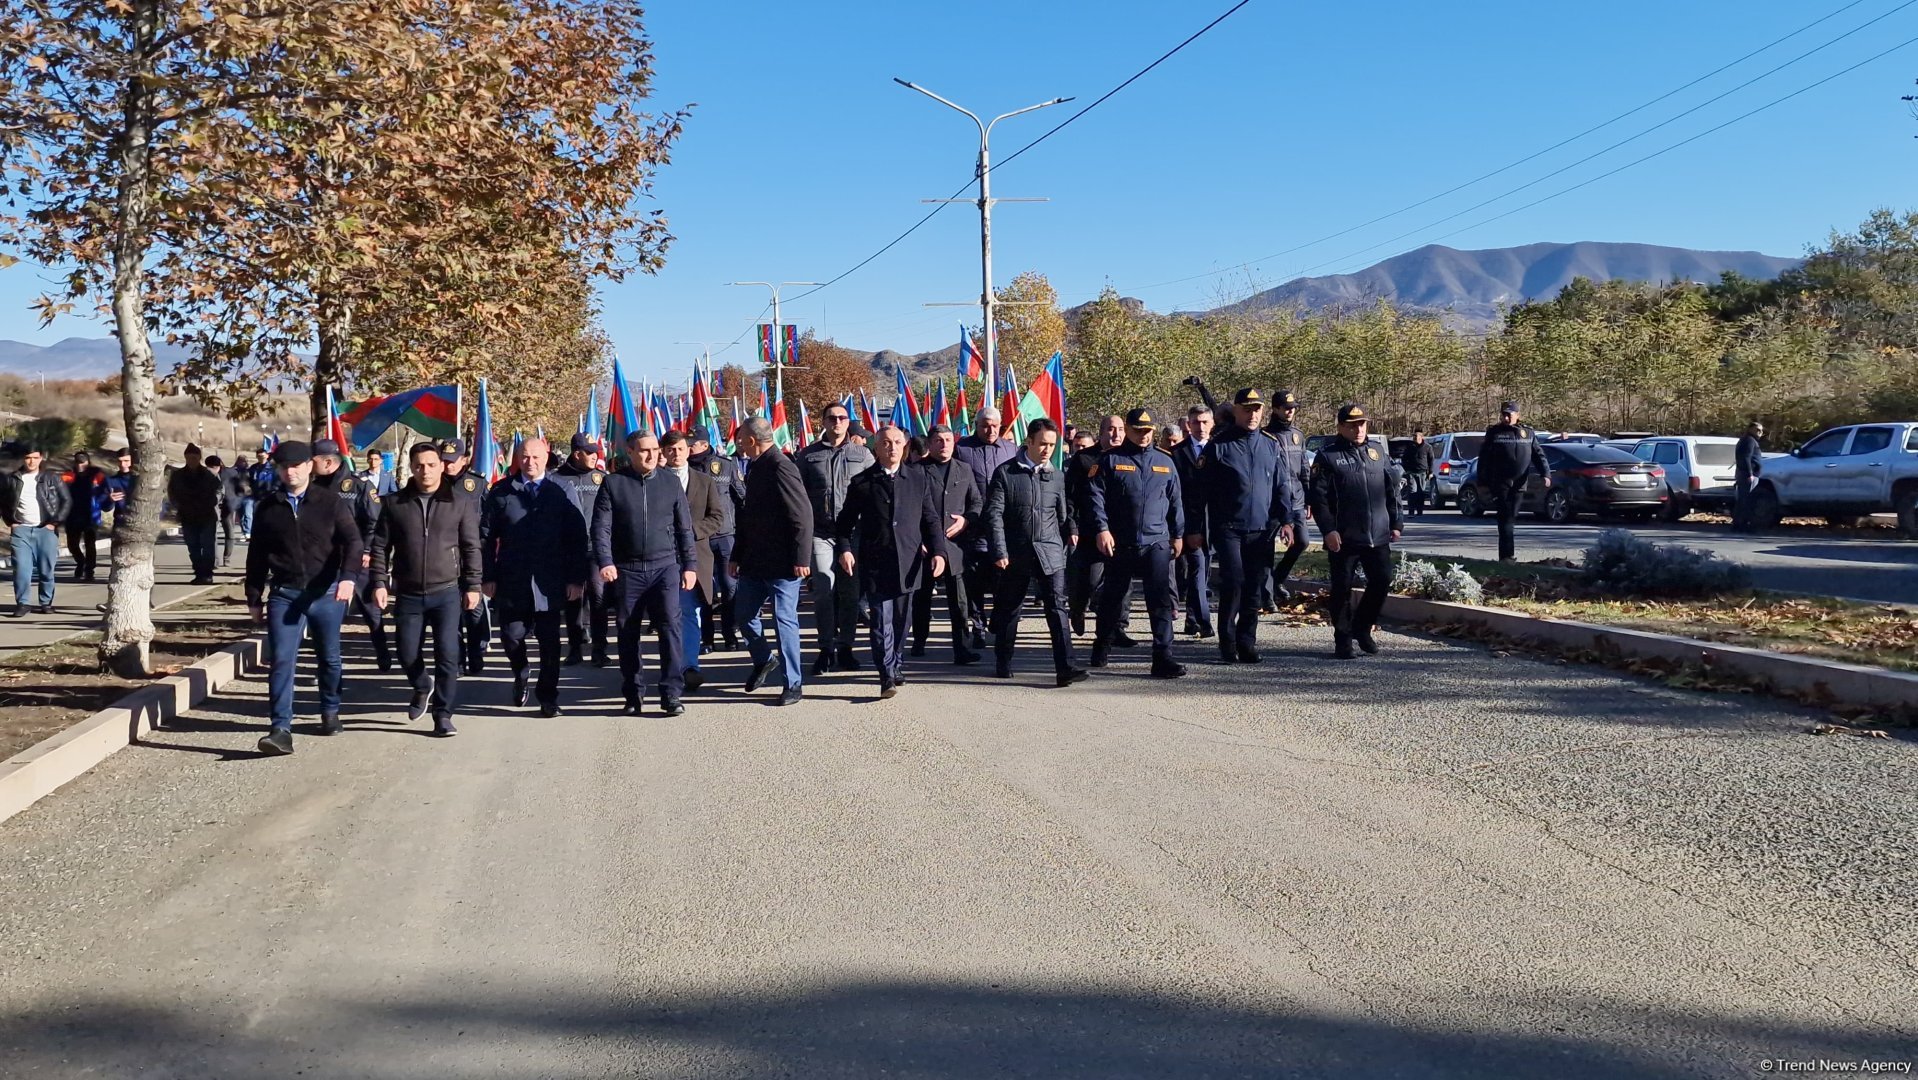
[1423,432,1484,508]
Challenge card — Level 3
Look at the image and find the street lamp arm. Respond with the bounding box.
[987,97,1074,133]
[894,78,984,136]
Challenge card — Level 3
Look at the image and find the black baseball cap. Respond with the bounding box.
[438,438,466,461]
[312,438,342,457]
[1500,401,1520,414]
[1125,408,1156,429]
[1274,390,1299,409]
[272,440,314,466]
[570,432,602,454]
[1336,403,1370,424]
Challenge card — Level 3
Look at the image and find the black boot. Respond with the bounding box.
[836,646,861,672]
[511,673,530,708]
[1335,635,1356,660]
[810,651,835,677]
[1356,629,1380,655]
[1150,656,1187,679]
[1089,643,1109,668]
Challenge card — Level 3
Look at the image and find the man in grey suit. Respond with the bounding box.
[983,419,1086,688]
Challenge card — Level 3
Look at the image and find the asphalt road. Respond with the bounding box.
[1,613,1913,1078]
[1383,510,1918,605]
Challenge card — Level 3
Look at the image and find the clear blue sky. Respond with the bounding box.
[4,0,1915,386]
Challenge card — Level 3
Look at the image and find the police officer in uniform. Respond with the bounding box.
[550,433,613,666]
[1263,390,1312,605]
[1308,403,1402,660]
[1185,389,1295,664]
[438,439,491,672]
[309,438,391,670]
[1086,408,1186,678]
[1476,401,1550,562]
[687,425,745,651]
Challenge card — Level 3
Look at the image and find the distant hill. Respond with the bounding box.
[1208,241,1803,325]
[0,337,190,381]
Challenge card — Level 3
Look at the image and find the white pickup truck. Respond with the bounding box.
[1749,421,1918,536]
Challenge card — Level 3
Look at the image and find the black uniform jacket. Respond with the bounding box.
[1308,436,1403,548]
[835,463,942,600]
[1189,425,1288,538]
[732,449,814,580]
[985,454,1073,576]
[591,466,697,572]
[245,483,363,603]
[915,456,981,564]
[1476,423,1549,487]
[482,474,589,611]
[370,480,483,596]
[1734,434,1764,484]
[688,449,746,537]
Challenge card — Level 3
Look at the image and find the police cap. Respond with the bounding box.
[1336,403,1369,424]
[686,425,712,444]
[1125,408,1156,429]
[1274,390,1299,409]
[272,440,314,466]
[1232,388,1264,406]
[1500,400,1520,415]
[437,438,466,462]
[312,438,342,457]
[569,432,602,454]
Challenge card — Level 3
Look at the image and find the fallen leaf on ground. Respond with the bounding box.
[1808,723,1891,739]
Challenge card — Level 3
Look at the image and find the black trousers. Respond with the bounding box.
[1405,472,1430,516]
[707,533,737,647]
[1328,542,1392,640]
[961,549,999,640]
[499,601,564,706]
[991,560,1076,675]
[1178,539,1211,632]
[1267,509,1308,602]
[566,576,613,656]
[1491,480,1527,561]
[911,560,971,657]
[182,521,217,579]
[461,597,490,671]
[1067,542,1104,631]
[1731,478,1757,531]
[219,508,236,566]
[866,592,913,687]
[65,523,97,579]
[614,561,684,699]
[354,591,389,664]
[1097,543,1175,658]
[395,586,463,722]
[1212,529,1274,656]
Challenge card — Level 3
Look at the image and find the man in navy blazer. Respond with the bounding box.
[483,438,589,717]
[835,425,944,699]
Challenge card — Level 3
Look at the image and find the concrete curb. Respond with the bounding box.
[0,635,262,825]
[1376,594,1918,712]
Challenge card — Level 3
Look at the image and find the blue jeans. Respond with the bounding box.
[681,585,704,670]
[10,526,58,606]
[238,498,256,536]
[733,574,802,691]
[265,586,346,731]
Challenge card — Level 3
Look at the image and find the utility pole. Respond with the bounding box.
[727,281,822,402]
[896,78,1071,396]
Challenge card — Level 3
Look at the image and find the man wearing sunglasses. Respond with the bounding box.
[794,403,874,675]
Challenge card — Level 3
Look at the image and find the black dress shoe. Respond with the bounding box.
[1112,632,1138,648]
[659,695,686,718]
[1356,630,1380,655]
[909,642,926,658]
[33,604,51,615]
[1056,668,1090,688]
[993,664,1013,679]
[1239,648,1262,664]
[953,650,980,666]
[1089,645,1109,668]
[683,668,706,691]
[745,659,775,692]
[1218,646,1240,664]
[725,634,741,651]
[319,713,342,736]
[1196,625,1215,639]
[1150,658,1188,679]
[511,676,530,708]
[537,703,560,718]
[810,653,835,677]
[376,654,394,674]
[1334,636,1356,660]
[591,650,610,668]
[564,647,583,667]
[7,605,23,618]
[1069,616,1085,636]
[258,729,294,755]
[407,693,429,721]
[776,686,803,706]
[836,647,862,671]
[970,631,988,651]
[879,684,898,700]
[622,699,644,716]
[432,719,458,737]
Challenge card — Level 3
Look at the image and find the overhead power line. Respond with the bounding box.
[1133,0,1898,296]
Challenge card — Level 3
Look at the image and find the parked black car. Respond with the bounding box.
[1455,442,1667,523]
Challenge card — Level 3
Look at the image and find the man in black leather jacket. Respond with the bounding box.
[1308,404,1402,660]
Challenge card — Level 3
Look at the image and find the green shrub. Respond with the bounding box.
[1580,528,1750,597]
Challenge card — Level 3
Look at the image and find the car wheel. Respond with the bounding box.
[1456,487,1483,518]
[1751,486,1782,530]
[1660,495,1688,522]
[1896,486,1918,540]
[1543,489,1575,524]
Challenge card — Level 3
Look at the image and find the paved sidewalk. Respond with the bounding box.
[0,534,233,661]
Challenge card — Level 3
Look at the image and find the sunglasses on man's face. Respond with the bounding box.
[826,414,850,423]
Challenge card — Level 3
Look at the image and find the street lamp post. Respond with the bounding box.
[894,79,1071,396]
[727,281,823,403]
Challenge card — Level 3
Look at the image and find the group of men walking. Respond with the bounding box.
[246,385,1413,753]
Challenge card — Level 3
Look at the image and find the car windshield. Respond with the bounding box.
[1449,435,1483,460]
[1693,444,1736,465]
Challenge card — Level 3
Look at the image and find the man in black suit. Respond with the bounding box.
[836,425,945,699]
[910,423,981,665]
[984,419,1086,687]
[1174,404,1214,638]
[483,437,589,717]
[592,432,699,718]
[727,417,814,706]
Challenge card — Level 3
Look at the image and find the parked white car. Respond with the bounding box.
[1631,436,1740,520]
[1423,431,1484,508]
[1750,422,1918,535]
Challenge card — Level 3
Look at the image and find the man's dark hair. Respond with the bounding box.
[1024,418,1057,439]
[1187,404,1212,419]
[408,442,440,463]
[659,430,687,448]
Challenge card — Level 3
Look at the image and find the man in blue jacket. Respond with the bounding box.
[592,432,699,718]
[1185,389,1295,664]
[1087,408,1186,679]
[484,437,589,717]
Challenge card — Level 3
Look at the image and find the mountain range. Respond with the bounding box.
[0,337,191,381]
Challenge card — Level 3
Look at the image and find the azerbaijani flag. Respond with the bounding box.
[584,385,601,444]
[798,400,814,446]
[339,384,459,451]
[474,379,501,485]
[930,379,951,430]
[769,378,792,449]
[959,324,985,381]
[999,364,1020,432]
[757,377,771,419]
[607,354,642,458]
[890,368,915,434]
[323,386,348,450]
[1031,351,1066,433]
[757,324,777,368]
[692,361,722,438]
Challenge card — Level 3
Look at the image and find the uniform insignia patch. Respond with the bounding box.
[1367,448,1380,460]
[1290,431,1299,444]
[592,472,604,486]
[1152,465,1171,474]
[708,462,722,474]
[462,476,477,491]
[1114,463,1138,472]
[339,478,355,492]
[369,494,380,504]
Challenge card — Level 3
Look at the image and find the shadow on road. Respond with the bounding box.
[0,979,1905,1079]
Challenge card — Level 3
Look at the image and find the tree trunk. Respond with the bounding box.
[100,0,162,679]
[310,287,352,437]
